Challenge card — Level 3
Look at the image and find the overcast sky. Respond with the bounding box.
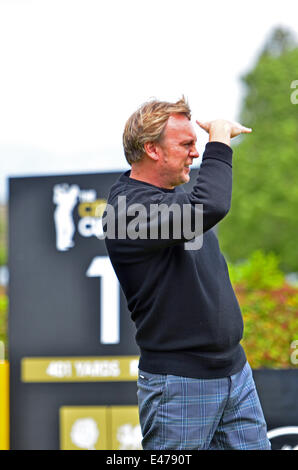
[0,0,297,202]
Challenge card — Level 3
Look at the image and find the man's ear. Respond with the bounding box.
[144,142,161,161]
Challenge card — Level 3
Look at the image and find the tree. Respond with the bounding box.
[218,27,298,273]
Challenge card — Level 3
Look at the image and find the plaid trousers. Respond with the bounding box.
[137,361,271,450]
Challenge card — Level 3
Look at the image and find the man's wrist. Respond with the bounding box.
[208,122,231,146]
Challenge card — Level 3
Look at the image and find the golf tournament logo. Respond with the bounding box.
[70,418,100,450]
[116,423,142,450]
[53,183,106,251]
[267,426,298,450]
[60,407,108,450]
[69,418,142,450]
[60,406,142,450]
[53,183,203,251]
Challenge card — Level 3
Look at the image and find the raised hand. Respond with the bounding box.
[196,119,252,146]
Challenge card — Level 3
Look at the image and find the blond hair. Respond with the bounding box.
[123,96,191,165]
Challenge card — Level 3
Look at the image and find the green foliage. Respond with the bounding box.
[228,251,298,369]
[228,250,284,290]
[0,245,7,266]
[218,27,298,273]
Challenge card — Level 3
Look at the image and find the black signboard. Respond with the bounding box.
[9,171,140,450]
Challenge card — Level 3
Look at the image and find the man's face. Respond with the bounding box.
[156,114,199,188]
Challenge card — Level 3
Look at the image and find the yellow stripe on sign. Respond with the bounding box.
[0,361,9,450]
[21,356,140,382]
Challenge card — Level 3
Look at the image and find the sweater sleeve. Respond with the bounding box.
[189,141,233,231]
[103,141,233,252]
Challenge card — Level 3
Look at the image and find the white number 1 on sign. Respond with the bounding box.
[86,256,120,344]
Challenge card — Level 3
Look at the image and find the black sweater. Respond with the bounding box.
[103,141,246,379]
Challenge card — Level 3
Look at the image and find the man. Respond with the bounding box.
[103,97,271,450]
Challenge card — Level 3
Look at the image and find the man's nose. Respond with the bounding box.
[190,146,199,159]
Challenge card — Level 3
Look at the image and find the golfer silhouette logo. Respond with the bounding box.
[53,184,80,251]
[116,423,142,450]
[70,418,100,450]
